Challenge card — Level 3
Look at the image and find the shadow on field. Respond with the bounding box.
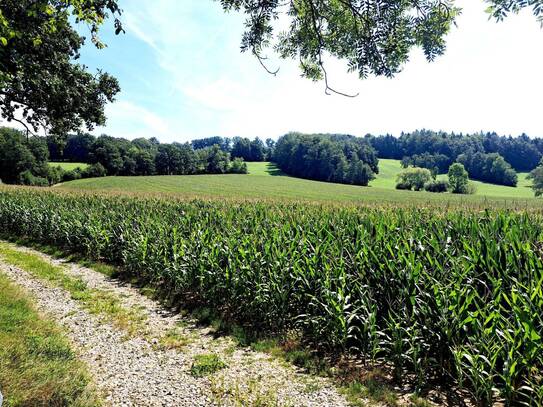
[265,163,285,176]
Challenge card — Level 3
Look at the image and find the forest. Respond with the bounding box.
[0,128,257,185]
[368,130,542,186]
[2,126,543,192]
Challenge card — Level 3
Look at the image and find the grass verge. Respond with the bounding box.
[0,272,100,406]
[0,242,145,337]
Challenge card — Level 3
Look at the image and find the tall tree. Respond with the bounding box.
[218,0,542,93]
[0,1,122,137]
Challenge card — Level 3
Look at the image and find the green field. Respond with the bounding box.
[48,162,89,171]
[1,188,541,406]
[58,160,540,207]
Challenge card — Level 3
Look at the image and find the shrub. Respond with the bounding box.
[448,163,469,194]
[396,167,433,191]
[424,179,448,193]
[82,163,107,178]
[62,169,82,182]
[395,182,411,190]
[229,157,248,174]
[18,170,49,187]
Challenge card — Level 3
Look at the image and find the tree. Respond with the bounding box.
[273,132,378,186]
[448,163,469,194]
[529,161,543,197]
[218,0,541,93]
[395,167,433,191]
[203,145,230,174]
[229,157,248,174]
[0,1,122,136]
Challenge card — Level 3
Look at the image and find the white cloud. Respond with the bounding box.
[96,100,173,140]
[96,0,543,141]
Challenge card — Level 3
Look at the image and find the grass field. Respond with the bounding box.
[0,269,98,406]
[58,160,540,207]
[48,162,89,171]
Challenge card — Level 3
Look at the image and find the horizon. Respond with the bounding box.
[2,0,543,142]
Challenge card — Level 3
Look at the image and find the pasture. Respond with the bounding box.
[48,162,89,171]
[57,160,540,208]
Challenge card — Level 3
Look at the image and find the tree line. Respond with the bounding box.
[367,130,542,186]
[0,128,249,186]
[272,132,379,186]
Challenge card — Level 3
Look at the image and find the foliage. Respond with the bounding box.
[448,163,469,194]
[395,167,433,191]
[529,159,543,197]
[273,132,378,186]
[401,153,452,175]
[230,157,248,174]
[190,354,227,377]
[0,0,121,136]
[0,189,542,405]
[423,179,448,193]
[0,127,45,184]
[368,130,542,173]
[82,163,107,179]
[218,0,540,91]
[457,152,518,187]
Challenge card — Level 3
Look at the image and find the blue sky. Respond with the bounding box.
[78,0,543,143]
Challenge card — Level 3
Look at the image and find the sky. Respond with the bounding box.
[75,0,543,143]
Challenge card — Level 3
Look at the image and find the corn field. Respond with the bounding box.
[0,188,541,406]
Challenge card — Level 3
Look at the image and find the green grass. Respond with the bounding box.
[0,272,99,406]
[57,160,541,207]
[48,162,89,171]
[0,242,146,336]
[190,354,227,377]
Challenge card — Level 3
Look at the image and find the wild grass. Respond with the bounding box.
[190,354,227,377]
[0,272,99,406]
[0,188,541,405]
[0,242,146,336]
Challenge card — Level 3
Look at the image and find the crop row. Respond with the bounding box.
[0,188,541,405]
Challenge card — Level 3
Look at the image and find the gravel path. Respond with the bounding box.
[0,242,351,407]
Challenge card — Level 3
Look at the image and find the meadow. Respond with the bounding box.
[48,162,89,171]
[57,161,540,208]
[0,187,541,406]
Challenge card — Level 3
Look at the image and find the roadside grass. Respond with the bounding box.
[0,242,146,336]
[210,375,287,407]
[0,272,100,406]
[190,354,227,377]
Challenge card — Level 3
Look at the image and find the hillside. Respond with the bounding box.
[57,161,539,206]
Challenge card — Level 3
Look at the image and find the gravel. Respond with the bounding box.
[1,243,351,407]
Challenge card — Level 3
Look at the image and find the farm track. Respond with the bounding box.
[0,241,351,407]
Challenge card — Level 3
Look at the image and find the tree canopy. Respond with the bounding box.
[219,0,543,94]
[0,1,122,136]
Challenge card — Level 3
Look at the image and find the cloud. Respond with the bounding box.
[89,0,543,141]
[95,100,173,140]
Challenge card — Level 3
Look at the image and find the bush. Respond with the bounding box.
[465,182,477,195]
[424,179,448,193]
[18,170,49,187]
[229,157,248,174]
[395,182,411,190]
[82,163,107,178]
[396,167,433,191]
[62,169,82,182]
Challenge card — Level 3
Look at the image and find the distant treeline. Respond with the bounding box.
[273,132,379,186]
[368,130,542,171]
[0,128,249,186]
[366,130,541,186]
